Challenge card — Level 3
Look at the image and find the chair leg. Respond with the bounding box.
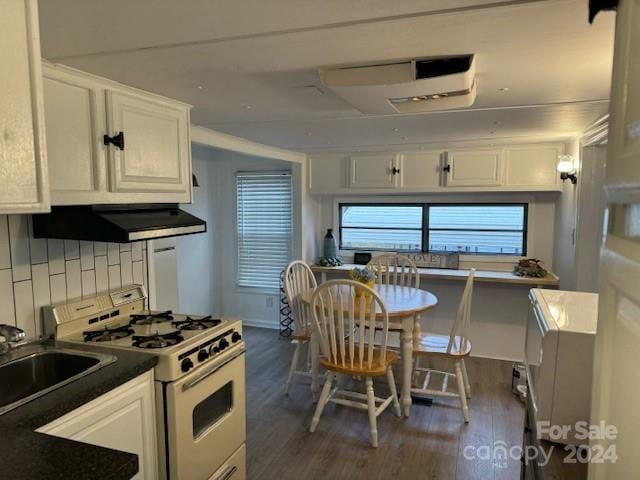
[387,367,401,417]
[310,373,334,433]
[285,342,301,396]
[454,360,470,423]
[461,359,471,399]
[366,377,378,447]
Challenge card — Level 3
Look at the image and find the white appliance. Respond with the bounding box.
[525,288,598,445]
[43,285,246,480]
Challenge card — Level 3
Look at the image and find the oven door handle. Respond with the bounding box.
[182,348,245,391]
[214,465,238,480]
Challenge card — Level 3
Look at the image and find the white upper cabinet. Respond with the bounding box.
[43,69,104,200]
[606,0,640,189]
[43,63,192,205]
[399,151,442,189]
[0,0,49,213]
[308,143,563,194]
[106,91,190,194]
[349,153,400,189]
[505,144,562,187]
[443,149,502,187]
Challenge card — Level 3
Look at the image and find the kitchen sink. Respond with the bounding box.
[0,347,116,415]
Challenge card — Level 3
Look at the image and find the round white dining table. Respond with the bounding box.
[301,283,438,417]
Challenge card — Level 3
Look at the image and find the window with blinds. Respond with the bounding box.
[236,171,293,289]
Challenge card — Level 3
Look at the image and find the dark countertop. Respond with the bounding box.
[0,340,158,480]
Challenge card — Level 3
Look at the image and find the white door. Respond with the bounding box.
[349,153,400,189]
[399,151,442,189]
[590,2,640,479]
[443,149,502,187]
[0,0,49,213]
[43,69,105,204]
[105,90,191,195]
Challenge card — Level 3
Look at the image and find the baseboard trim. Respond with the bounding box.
[242,318,279,330]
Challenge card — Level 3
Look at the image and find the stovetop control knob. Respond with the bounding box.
[197,349,209,362]
[181,358,194,373]
[209,344,220,355]
[231,331,242,343]
[219,338,229,350]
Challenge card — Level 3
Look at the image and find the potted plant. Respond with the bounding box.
[349,266,377,297]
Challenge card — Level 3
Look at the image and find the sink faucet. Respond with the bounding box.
[0,324,27,354]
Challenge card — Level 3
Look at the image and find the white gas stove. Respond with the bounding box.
[43,285,246,480]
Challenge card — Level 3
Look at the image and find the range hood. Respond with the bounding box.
[32,204,206,243]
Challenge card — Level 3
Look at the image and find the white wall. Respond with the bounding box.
[0,214,148,340]
[176,146,299,328]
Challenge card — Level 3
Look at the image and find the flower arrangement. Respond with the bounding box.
[513,258,548,278]
[349,266,377,297]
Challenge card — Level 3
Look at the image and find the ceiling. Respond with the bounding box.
[38,0,615,153]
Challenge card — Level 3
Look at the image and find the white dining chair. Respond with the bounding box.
[309,279,401,447]
[411,269,475,422]
[368,253,420,289]
[283,260,318,395]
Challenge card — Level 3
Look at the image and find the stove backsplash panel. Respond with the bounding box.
[0,214,149,340]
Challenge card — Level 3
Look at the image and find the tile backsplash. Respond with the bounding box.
[0,214,149,340]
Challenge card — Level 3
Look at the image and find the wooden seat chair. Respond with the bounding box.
[411,269,475,422]
[283,260,318,395]
[309,280,401,447]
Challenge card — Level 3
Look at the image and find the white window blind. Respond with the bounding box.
[236,171,292,289]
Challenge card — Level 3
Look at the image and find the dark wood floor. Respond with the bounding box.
[244,327,524,480]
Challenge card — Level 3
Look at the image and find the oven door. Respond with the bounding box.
[165,346,246,480]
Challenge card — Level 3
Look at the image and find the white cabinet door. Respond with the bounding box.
[349,153,400,189]
[37,371,158,480]
[399,151,442,189]
[106,91,191,195]
[0,0,49,213]
[443,149,502,187]
[43,68,105,203]
[504,145,562,187]
[590,2,640,479]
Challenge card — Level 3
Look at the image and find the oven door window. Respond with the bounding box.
[193,381,234,439]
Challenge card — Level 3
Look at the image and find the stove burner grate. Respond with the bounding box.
[172,316,221,331]
[129,310,174,325]
[131,331,184,349]
[84,325,134,343]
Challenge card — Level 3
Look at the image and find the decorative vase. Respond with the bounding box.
[323,228,338,260]
[355,280,375,298]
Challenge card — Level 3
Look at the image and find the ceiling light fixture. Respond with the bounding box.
[244,105,253,110]
[557,155,578,184]
[196,85,204,90]
[498,87,510,92]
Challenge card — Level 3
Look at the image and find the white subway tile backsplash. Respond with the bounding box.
[108,265,122,290]
[0,216,11,270]
[80,241,95,270]
[32,263,50,338]
[95,255,109,293]
[64,240,80,260]
[9,215,31,281]
[94,242,107,256]
[133,261,144,285]
[14,281,35,338]
[120,251,133,286]
[47,239,65,275]
[0,269,16,326]
[27,217,47,265]
[0,215,150,339]
[82,269,97,298]
[50,273,67,304]
[107,243,120,265]
[66,259,82,299]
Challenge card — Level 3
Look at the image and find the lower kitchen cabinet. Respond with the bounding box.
[37,370,158,480]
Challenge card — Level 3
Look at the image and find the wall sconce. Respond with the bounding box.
[557,155,577,184]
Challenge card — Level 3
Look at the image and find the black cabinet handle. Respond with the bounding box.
[443,164,451,173]
[104,132,125,150]
[391,167,401,175]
